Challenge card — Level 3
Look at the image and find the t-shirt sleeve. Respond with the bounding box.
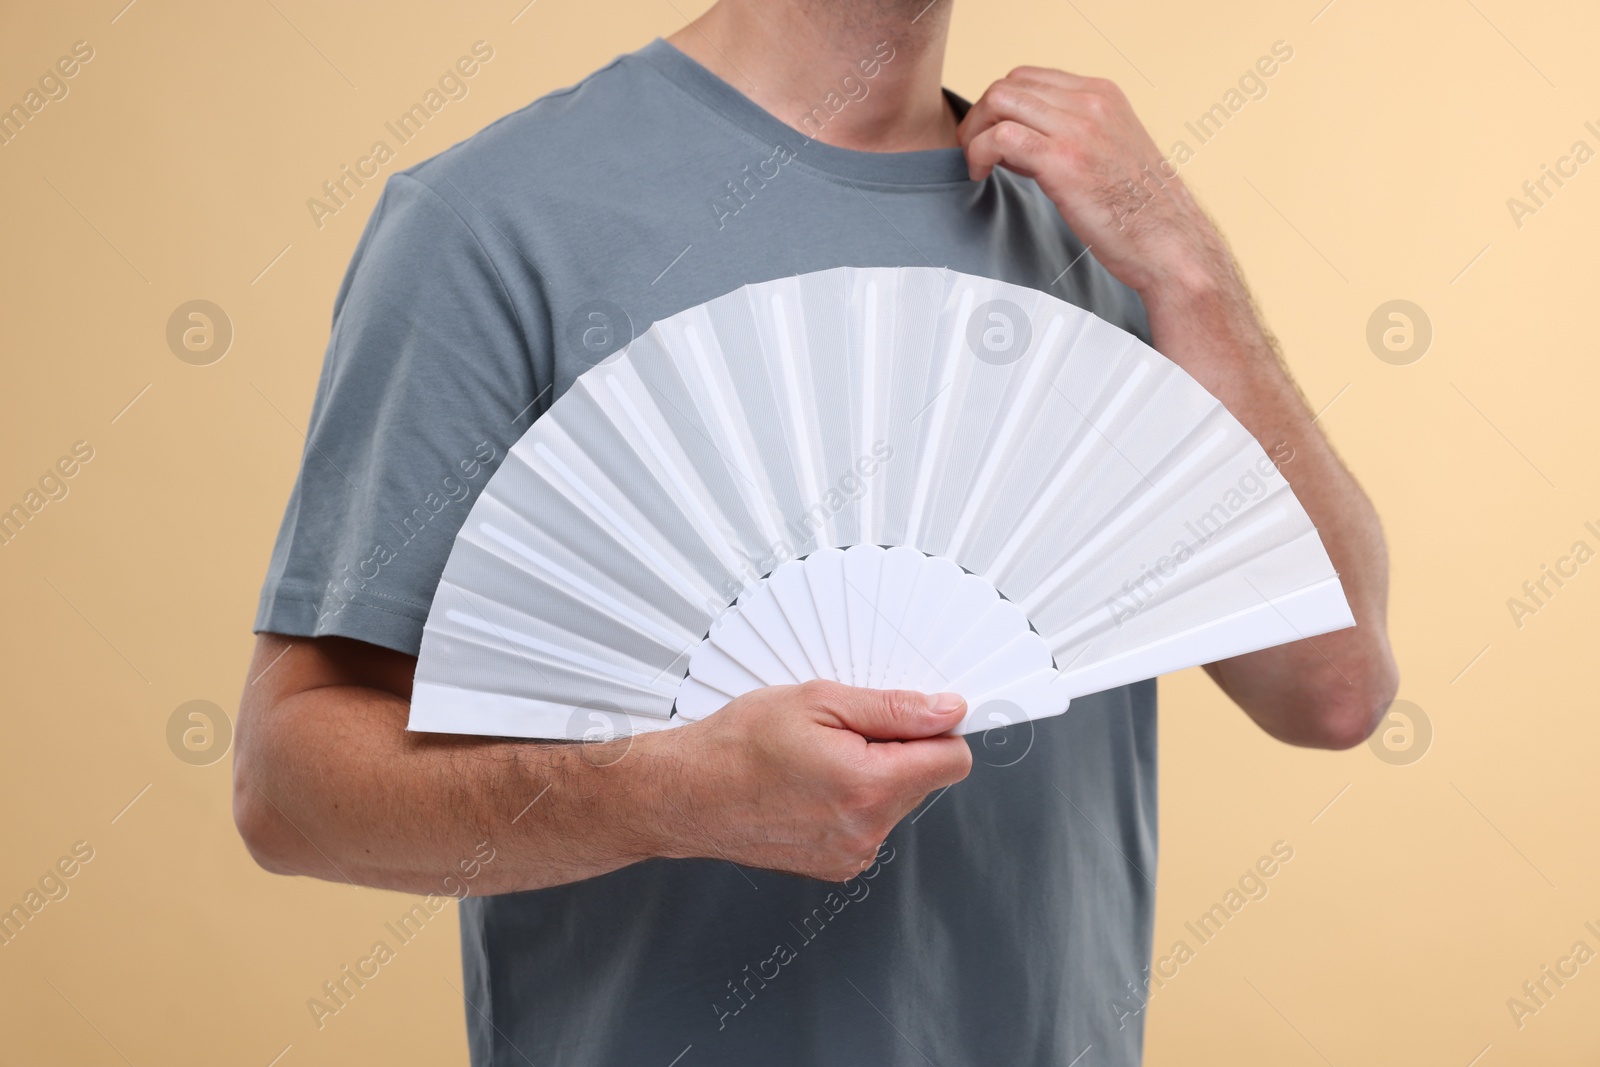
[254,171,543,656]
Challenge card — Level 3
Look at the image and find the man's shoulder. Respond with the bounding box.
[399,43,665,208]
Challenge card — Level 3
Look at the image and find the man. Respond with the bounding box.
[235,1,1398,1063]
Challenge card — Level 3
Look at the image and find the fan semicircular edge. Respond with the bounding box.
[409,265,1354,740]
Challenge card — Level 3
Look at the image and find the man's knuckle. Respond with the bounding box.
[1010,122,1057,157]
[845,830,881,860]
[988,84,1024,111]
[993,120,1030,149]
[930,748,971,785]
[880,689,919,724]
[826,861,859,883]
[953,744,975,775]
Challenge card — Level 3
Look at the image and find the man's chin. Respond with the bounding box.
[800,0,952,28]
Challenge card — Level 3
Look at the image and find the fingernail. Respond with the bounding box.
[930,692,966,716]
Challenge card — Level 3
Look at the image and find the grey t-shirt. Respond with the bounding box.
[257,37,1158,1067]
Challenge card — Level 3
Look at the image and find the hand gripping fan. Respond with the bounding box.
[408,266,1354,740]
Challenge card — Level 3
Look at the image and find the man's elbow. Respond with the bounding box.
[232,749,301,877]
[1304,652,1401,751]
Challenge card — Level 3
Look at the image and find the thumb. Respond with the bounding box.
[808,682,968,740]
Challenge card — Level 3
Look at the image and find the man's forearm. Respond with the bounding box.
[234,635,975,892]
[956,66,1399,746]
[1142,264,1399,746]
[233,682,673,895]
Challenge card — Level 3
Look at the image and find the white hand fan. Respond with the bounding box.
[674,546,1063,726]
[409,266,1354,740]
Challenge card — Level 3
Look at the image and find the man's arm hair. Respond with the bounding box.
[232,634,972,892]
[233,634,680,894]
[1143,258,1400,750]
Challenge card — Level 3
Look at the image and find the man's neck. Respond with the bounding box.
[667,0,958,153]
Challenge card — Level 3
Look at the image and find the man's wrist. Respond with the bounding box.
[1139,252,1277,365]
[1137,244,1240,322]
[500,731,690,880]
[590,726,709,866]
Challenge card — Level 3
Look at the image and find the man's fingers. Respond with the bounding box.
[958,84,1064,152]
[962,119,1056,183]
[802,680,967,740]
[863,734,974,799]
[1004,65,1105,92]
[958,72,1117,146]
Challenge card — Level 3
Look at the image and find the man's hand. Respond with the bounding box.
[956,68,1400,749]
[959,68,1229,301]
[233,635,971,895]
[665,681,972,882]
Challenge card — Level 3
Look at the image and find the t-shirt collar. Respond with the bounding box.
[636,37,975,187]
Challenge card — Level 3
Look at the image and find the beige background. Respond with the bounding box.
[2,0,1596,1063]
